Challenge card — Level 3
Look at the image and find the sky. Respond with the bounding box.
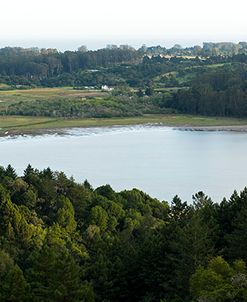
[1,0,247,50]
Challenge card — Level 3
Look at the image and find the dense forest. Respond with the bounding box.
[1,165,247,301]
[0,47,140,87]
[169,63,247,117]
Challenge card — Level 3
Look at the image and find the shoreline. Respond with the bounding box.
[2,123,247,139]
[1,115,247,137]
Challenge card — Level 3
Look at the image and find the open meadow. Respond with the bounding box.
[0,87,107,111]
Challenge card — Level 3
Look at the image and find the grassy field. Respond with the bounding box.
[1,114,247,136]
[153,63,227,88]
[0,87,107,111]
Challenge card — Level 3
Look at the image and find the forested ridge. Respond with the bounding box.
[1,165,247,301]
[0,45,247,89]
[0,47,201,88]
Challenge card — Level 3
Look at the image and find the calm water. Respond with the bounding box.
[0,125,247,202]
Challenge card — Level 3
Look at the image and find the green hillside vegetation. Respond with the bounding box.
[1,92,172,118]
[0,45,243,89]
[1,165,247,301]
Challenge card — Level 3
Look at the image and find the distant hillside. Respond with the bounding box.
[0,42,247,88]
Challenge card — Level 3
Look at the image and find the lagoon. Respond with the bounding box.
[0,125,247,202]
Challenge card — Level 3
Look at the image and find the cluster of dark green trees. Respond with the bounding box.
[1,165,247,301]
[169,63,247,117]
[0,47,140,87]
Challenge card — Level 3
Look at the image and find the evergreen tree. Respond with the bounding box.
[0,250,29,302]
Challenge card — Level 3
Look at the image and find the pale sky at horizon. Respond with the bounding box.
[1,0,247,50]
